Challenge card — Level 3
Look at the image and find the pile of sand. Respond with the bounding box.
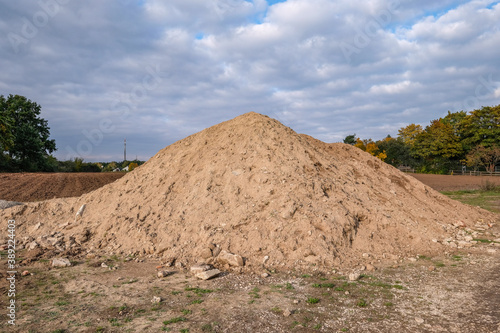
[1,113,497,271]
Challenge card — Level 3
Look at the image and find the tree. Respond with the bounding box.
[397,124,423,147]
[412,119,464,173]
[343,134,356,145]
[466,145,500,173]
[0,94,56,171]
[460,105,500,150]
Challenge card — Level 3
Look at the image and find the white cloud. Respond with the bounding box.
[0,0,499,161]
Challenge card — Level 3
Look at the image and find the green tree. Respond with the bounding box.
[343,134,356,145]
[460,105,500,150]
[0,94,56,171]
[413,119,464,173]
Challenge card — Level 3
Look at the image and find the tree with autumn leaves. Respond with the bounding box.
[349,104,500,174]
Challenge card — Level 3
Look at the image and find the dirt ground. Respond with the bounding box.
[0,173,125,202]
[0,172,499,332]
[410,174,500,192]
[0,230,498,333]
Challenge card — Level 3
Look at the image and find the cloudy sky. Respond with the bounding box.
[1,0,500,162]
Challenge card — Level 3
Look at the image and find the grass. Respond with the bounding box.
[306,297,320,304]
[441,187,500,212]
[163,317,187,325]
[312,283,335,288]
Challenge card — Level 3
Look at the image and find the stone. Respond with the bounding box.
[151,296,162,303]
[157,270,171,278]
[293,299,300,304]
[195,269,220,280]
[217,250,244,267]
[76,204,86,218]
[211,245,222,257]
[22,271,30,276]
[101,262,109,268]
[487,249,497,254]
[261,273,269,278]
[428,266,435,271]
[52,258,72,267]
[283,309,292,317]
[263,255,270,264]
[200,248,213,259]
[348,273,360,281]
[190,264,212,274]
[366,264,375,272]
[26,241,39,251]
[415,317,424,324]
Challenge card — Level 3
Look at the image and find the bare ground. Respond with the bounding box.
[0,237,498,332]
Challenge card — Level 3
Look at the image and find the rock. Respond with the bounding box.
[157,270,171,278]
[428,266,435,271]
[26,241,39,251]
[32,222,41,231]
[217,250,244,267]
[362,253,370,258]
[487,249,497,254]
[283,309,292,317]
[415,317,424,324]
[293,300,300,304]
[195,269,220,280]
[359,265,366,271]
[75,204,86,219]
[366,264,375,271]
[348,273,360,281]
[261,273,269,278]
[52,258,72,267]
[211,245,222,257]
[190,264,212,274]
[263,255,270,264]
[200,248,213,259]
[408,258,417,262]
[151,296,162,303]
[101,262,109,268]
[21,271,30,276]
[345,291,350,295]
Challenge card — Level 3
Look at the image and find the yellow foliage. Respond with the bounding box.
[376,150,387,161]
[128,162,139,171]
[354,138,365,150]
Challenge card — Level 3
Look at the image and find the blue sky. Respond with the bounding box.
[1,0,499,162]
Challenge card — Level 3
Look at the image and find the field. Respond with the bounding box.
[0,172,499,332]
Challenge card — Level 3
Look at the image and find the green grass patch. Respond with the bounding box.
[312,283,335,288]
[306,297,320,304]
[163,317,187,325]
[441,189,500,212]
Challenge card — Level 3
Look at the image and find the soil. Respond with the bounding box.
[410,174,500,192]
[0,173,125,202]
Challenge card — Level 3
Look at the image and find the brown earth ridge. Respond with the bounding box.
[1,112,497,272]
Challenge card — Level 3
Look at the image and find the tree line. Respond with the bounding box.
[0,94,143,172]
[345,104,500,174]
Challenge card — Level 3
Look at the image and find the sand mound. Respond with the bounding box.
[1,112,497,271]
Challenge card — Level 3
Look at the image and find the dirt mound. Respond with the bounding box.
[1,113,497,271]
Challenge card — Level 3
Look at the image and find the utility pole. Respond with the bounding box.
[124,138,127,162]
